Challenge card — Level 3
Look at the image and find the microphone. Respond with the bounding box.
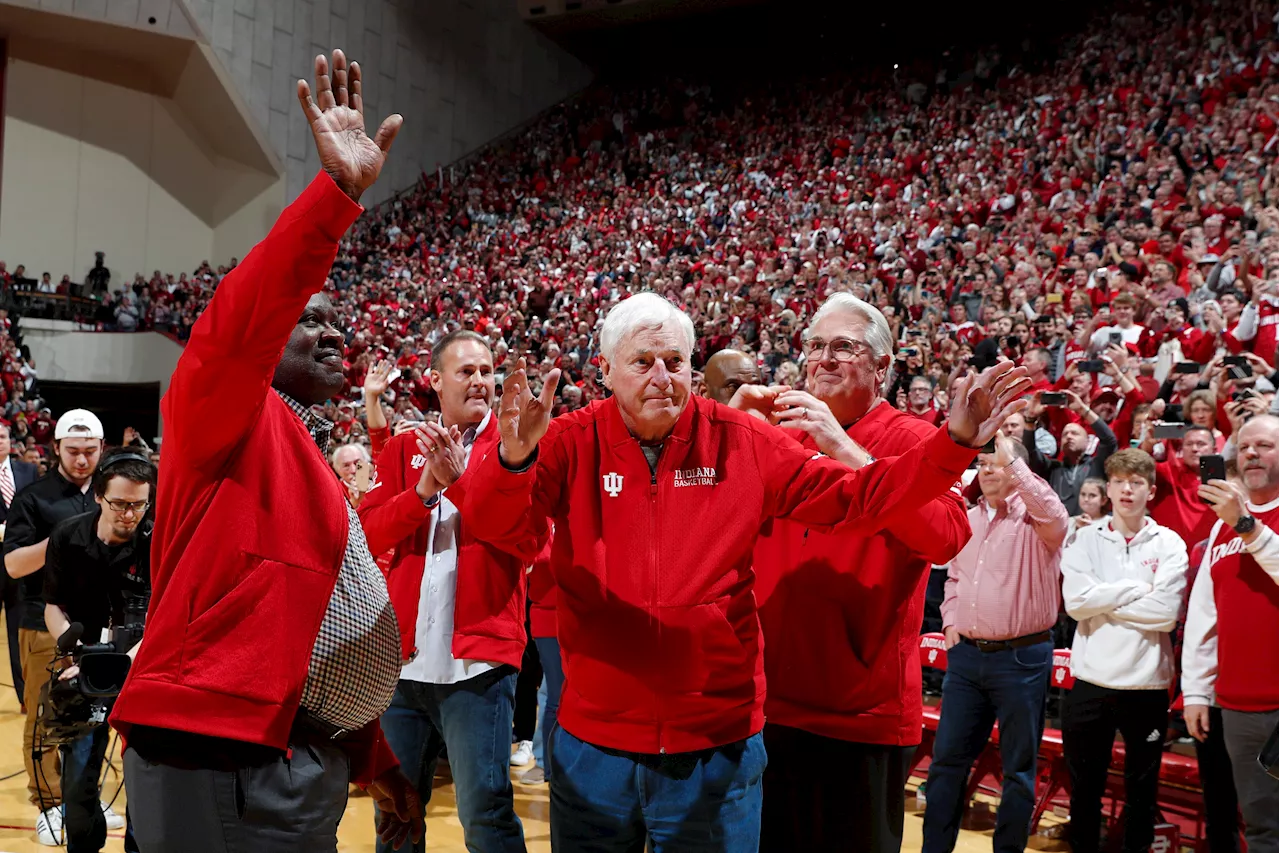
[57,623,84,655]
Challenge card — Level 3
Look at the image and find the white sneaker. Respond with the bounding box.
[510,740,535,767]
[35,806,64,846]
[101,800,125,830]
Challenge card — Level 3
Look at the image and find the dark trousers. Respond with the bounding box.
[550,725,765,853]
[513,612,541,743]
[376,668,525,853]
[760,724,913,853]
[2,574,23,701]
[1062,680,1169,853]
[534,636,564,781]
[1222,708,1279,853]
[61,725,137,853]
[124,738,350,852]
[922,639,1053,853]
[1194,706,1241,853]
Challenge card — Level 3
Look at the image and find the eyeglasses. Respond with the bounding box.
[103,498,150,514]
[802,338,874,362]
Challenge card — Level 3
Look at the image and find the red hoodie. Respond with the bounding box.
[450,396,977,754]
[753,404,971,745]
[111,174,396,784]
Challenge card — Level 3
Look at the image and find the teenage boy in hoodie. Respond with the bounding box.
[1061,448,1189,853]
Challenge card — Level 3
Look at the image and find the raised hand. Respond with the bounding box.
[414,422,466,500]
[772,390,853,459]
[364,359,394,399]
[727,384,788,421]
[948,362,1032,448]
[297,49,403,202]
[497,358,561,468]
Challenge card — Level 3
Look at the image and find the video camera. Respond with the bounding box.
[36,594,146,745]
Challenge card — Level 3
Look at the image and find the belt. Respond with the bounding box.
[960,630,1052,653]
[290,708,356,743]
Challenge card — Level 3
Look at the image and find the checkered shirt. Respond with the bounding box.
[276,391,402,731]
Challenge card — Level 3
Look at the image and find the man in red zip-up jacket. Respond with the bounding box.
[358,331,528,853]
[750,294,971,853]
[451,292,1030,853]
[111,50,423,853]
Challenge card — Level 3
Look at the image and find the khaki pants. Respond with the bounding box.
[19,627,61,806]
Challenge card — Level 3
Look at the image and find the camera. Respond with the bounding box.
[37,596,146,746]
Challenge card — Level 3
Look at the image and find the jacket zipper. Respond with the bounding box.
[649,452,664,753]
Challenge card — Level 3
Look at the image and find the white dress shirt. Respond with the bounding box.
[400,411,500,685]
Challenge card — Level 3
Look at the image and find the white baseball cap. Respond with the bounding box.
[54,409,104,440]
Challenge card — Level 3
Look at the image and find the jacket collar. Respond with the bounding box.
[1096,515,1157,544]
[600,394,696,453]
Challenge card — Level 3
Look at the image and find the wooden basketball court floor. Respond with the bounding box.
[0,631,1069,852]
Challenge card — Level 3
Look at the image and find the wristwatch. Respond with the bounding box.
[1234,516,1256,535]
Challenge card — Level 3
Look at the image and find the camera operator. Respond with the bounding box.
[43,447,152,852]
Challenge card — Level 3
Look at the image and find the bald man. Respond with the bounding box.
[704,349,760,405]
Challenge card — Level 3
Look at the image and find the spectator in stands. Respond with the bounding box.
[923,434,1067,853]
[358,330,528,853]
[1061,449,1189,853]
[904,375,944,427]
[1146,426,1219,554]
[3,410,105,844]
[752,294,969,853]
[1185,414,1279,853]
[330,443,371,508]
[1023,394,1118,515]
[456,293,1027,853]
[86,253,110,295]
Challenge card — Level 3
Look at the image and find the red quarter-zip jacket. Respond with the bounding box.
[753,403,971,745]
[450,395,978,755]
[111,173,397,784]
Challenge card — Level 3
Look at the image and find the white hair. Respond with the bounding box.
[599,293,696,362]
[330,443,369,466]
[805,293,894,360]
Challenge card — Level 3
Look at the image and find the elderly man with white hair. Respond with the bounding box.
[750,293,972,853]
[331,442,371,507]
[451,292,1029,853]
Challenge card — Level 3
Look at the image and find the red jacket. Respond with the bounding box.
[450,395,977,754]
[358,416,529,669]
[753,404,970,746]
[528,535,557,640]
[111,174,397,785]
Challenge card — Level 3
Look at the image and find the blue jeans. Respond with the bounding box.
[550,725,766,853]
[534,637,564,781]
[375,668,526,853]
[922,639,1052,853]
[61,724,137,852]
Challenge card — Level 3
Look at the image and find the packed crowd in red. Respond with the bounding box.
[1,0,1276,450]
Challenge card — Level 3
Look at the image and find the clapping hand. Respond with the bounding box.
[364,359,394,399]
[947,362,1032,448]
[727,384,789,421]
[413,422,466,502]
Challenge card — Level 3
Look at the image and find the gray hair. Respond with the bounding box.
[805,293,894,360]
[599,293,696,362]
[330,443,370,466]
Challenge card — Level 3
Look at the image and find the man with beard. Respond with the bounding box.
[358,330,528,853]
[110,49,422,852]
[1185,415,1280,853]
[750,294,972,853]
[703,349,760,406]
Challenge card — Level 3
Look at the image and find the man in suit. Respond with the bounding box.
[0,421,39,703]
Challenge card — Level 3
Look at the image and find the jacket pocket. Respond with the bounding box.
[181,556,325,704]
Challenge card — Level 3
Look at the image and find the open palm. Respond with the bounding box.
[297,49,402,202]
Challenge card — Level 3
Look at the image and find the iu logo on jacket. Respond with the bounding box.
[603,472,623,497]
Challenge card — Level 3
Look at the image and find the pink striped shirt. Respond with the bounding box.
[941,459,1068,641]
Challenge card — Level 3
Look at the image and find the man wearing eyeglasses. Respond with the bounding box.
[42,446,154,852]
[750,293,972,853]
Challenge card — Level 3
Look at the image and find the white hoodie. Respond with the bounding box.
[1062,517,1189,690]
